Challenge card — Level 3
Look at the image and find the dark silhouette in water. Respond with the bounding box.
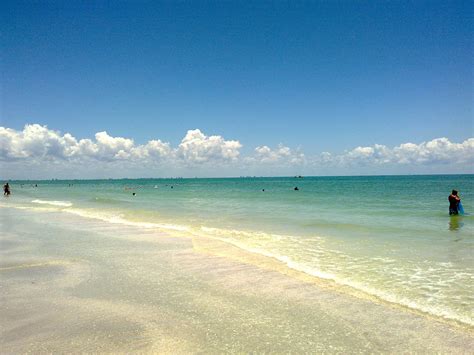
[3,183,10,196]
[132,192,136,196]
[294,186,299,191]
[448,190,461,215]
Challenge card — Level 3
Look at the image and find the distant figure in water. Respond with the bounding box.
[262,189,265,192]
[448,190,461,215]
[294,186,299,191]
[132,192,136,196]
[3,182,11,196]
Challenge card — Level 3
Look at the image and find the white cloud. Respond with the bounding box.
[177,129,242,164]
[392,138,474,164]
[250,144,305,164]
[1,124,472,178]
[312,138,474,167]
[92,131,134,160]
[132,140,172,159]
[0,124,241,165]
[0,124,77,160]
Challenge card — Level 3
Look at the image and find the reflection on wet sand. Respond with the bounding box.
[449,216,463,231]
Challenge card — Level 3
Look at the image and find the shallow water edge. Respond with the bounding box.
[1,206,473,353]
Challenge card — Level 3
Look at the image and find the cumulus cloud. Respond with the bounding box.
[0,124,241,165]
[249,144,305,164]
[1,124,472,178]
[132,140,172,159]
[312,138,474,167]
[92,131,134,160]
[177,129,242,164]
[0,125,77,160]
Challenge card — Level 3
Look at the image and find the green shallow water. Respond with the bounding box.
[2,175,473,326]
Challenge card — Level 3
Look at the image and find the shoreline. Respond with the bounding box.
[1,206,473,352]
[191,232,474,333]
[2,203,473,329]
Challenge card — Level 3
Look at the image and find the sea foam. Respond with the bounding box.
[4,191,473,328]
[32,199,73,207]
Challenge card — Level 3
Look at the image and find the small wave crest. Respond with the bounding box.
[32,199,73,207]
[91,197,129,205]
[197,225,473,326]
[65,208,190,232]
[5,203,473,327]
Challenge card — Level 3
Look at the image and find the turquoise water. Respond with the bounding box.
[2,175,473,326]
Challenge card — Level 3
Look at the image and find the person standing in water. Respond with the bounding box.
[3,182,11,196]
[448,190,461,215]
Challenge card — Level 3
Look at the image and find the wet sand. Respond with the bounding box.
[1,207,473,353]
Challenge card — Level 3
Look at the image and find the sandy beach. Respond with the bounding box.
[1,206,473,353]
[3,0,473,351]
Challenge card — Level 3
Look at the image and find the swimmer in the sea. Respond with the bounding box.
[3,182,11,196]
[448,190,461,215]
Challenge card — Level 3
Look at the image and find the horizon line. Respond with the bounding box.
[3,173,473,182]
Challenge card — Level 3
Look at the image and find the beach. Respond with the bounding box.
[1,204,473,353]
[4,0,472,351]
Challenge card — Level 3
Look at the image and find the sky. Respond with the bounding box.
[1,0,473,178]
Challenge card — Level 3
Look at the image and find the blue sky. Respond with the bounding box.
[1,1,472,178]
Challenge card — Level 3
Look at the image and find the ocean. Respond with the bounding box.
[2,174,473,327]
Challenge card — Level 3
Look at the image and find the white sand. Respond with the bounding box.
[1,207,473,353]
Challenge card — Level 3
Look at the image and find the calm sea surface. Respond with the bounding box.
[2,175,473,326]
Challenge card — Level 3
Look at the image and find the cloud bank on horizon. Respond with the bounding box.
[1,124,473,179]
